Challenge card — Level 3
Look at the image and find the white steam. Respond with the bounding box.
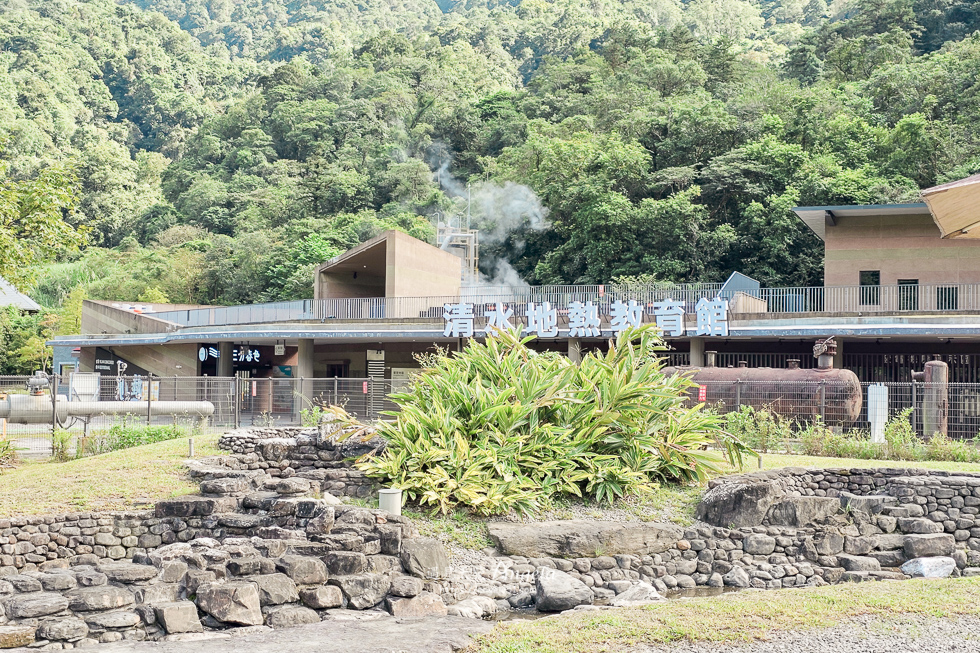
[430,146,549,287]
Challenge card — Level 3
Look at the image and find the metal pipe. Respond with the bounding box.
[0,396,214,425]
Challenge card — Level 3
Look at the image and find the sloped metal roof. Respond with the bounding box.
[0,277,41,312]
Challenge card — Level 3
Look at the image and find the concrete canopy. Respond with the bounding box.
[921,173,980,238]
[792,203,931,240]
[314,230,462,299]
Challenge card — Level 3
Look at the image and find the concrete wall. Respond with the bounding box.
[80,301,177,336]
[385,231,462,298]
[824,213,980,286]
[315,231,461,302]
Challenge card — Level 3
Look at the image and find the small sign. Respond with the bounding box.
[698,385,707,402]
[362,381,369,394]
[274,344,285,356]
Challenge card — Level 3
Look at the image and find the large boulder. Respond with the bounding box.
[251,574,299,606]
[696,479,782,528]
[400,538,450,579]
[155,602,204,634]
[97,562,159,583]
[609,582,664,607]
[534,569,594,612]
[36,618,88,642]
[264,605,320,628]
[275,556,328,585]
[901,557,957,578]
[299,586,343,610]
[722,567,750,588]
[766,497,841,527]
[487,521,683,558]
[329,574,391,610]
[66,586,134,612]
[196,583,263,626]
[904,534,956,558]
[6,592,70,619]
[385,592,449,618]
[836,554,881,572]
[743,534,776,555]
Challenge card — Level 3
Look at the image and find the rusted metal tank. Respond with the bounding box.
[662,338,862,426]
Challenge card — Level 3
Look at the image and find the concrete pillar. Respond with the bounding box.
[297,339,315,378]
[833,338,844,369]
[915,359,948,437]
[689,337,705,367]
[217,342,233,377]
[297,339,315,419]
[567,338,582,364]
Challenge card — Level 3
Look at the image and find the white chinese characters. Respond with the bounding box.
[443,302,475,337]
[568,301,602,338]
[610,300,643,334]
[526,302,559,337]
[695,298,729,337]
[652,299,685,337]
[484,303,514,334]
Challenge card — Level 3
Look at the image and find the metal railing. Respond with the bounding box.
[143,281,980,329]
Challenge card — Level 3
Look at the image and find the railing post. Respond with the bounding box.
[819,379,826,422]
[735,379,742,408]
[50,373,59,439]
[234,372,241,429]
[146,374,153,426]
[911,381,918,435]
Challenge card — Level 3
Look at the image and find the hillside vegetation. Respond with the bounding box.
[3,0,980,371]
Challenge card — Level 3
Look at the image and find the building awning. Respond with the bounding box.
[921,174,980,238]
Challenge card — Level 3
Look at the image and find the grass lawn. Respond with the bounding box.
[475,577,980,653]
[0,433,221,515]
[753,452,980,474]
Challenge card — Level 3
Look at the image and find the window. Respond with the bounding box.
[898,279,919,311]
[860,270,880,305]
[938,286,958,311]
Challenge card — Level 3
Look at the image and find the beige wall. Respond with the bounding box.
[825,213,980,286]
[386,231,462,298]
[81,301,178,336]
[315,231,462,302]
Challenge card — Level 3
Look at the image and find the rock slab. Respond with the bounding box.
[488,520,683,558]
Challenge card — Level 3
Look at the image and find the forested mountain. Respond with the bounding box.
[3,0,980,365]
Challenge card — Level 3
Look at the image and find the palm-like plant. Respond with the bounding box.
[357,325,755,514]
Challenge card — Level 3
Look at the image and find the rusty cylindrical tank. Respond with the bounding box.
[662,338,862,426]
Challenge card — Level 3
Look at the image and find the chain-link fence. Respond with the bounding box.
[0,375,397,457]
[4,373,980,457]
[686,379,979,439]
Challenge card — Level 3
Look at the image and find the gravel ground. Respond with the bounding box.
[634,614,980,653]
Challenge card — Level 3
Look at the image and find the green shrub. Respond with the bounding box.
[356,326,755,515]
[725,405,793,453]
[51,429,77,462]
[796,408,980,463]
[86,421,191,455]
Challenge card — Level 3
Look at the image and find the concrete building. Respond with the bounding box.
[49,176,980,431]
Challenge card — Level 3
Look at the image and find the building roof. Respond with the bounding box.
[791,203,931,241]
[0,277,41,312]
[921,173,980,238]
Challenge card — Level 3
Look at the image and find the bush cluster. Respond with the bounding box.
[727,405,980,464]
[53,421,191,460]
[357,327,754,515]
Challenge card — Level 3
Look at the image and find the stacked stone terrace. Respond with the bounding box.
[0,422,978,649]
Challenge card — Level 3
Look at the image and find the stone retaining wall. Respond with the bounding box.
[5,429,980,649]
[215,427,381,498]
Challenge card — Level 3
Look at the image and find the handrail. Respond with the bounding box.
[148,281,980,327]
